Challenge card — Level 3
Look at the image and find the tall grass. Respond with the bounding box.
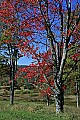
[0,100,80,120]
[0,88,80,120]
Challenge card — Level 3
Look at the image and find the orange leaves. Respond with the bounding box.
[39,76,46,83]
[20,31,33,37]
[4,39,12,44]
[15,48,54,97]
[71,53,80,62]
[67,29,72,36]
[21,20,31,29]
[0,1,14,24]
[23,0,38,5]
[20,13,44,32]
[46,87,52,95]
[0,0,19,45]
[62,29,72,37]
[41,87,53,97]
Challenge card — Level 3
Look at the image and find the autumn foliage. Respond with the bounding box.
[16,50,54,97]
[0,0,80,112]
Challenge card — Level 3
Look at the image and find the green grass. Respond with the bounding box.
[0,88,80,120]
[0,100,80,120]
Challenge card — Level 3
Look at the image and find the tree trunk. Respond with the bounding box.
[54,76,64,113]
[76,82,79,107]
[46,94,49,106]
[10,80,14,105]
[55,90,64,113]
[10,59,15,105]
[10,68,14,105]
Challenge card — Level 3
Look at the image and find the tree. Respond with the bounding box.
[0,0,80,113]
[16,0,80,113]
[0,0,22,104]
[16,50,54,105]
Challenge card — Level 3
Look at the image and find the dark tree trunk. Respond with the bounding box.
[10,59,15,105]
[55,89,64,113]
[10,56,13,104]
[46,94,49,106]
[54,74,64,113]
[10,81,14,105]
[9,47,18,105]
[76,81,79,107]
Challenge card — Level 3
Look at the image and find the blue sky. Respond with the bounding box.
[17,56,33,65]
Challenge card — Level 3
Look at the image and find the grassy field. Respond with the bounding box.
[0,88,80,120]
[0,99,80,120]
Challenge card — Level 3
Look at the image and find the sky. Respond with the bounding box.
[17,56,33,65]
[17,44,48,65]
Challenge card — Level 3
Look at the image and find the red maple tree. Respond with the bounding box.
[0,0,80,113]
[16,0,80,113]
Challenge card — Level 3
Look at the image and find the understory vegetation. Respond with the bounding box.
[0,100,80,120]
[0,88,80,120]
